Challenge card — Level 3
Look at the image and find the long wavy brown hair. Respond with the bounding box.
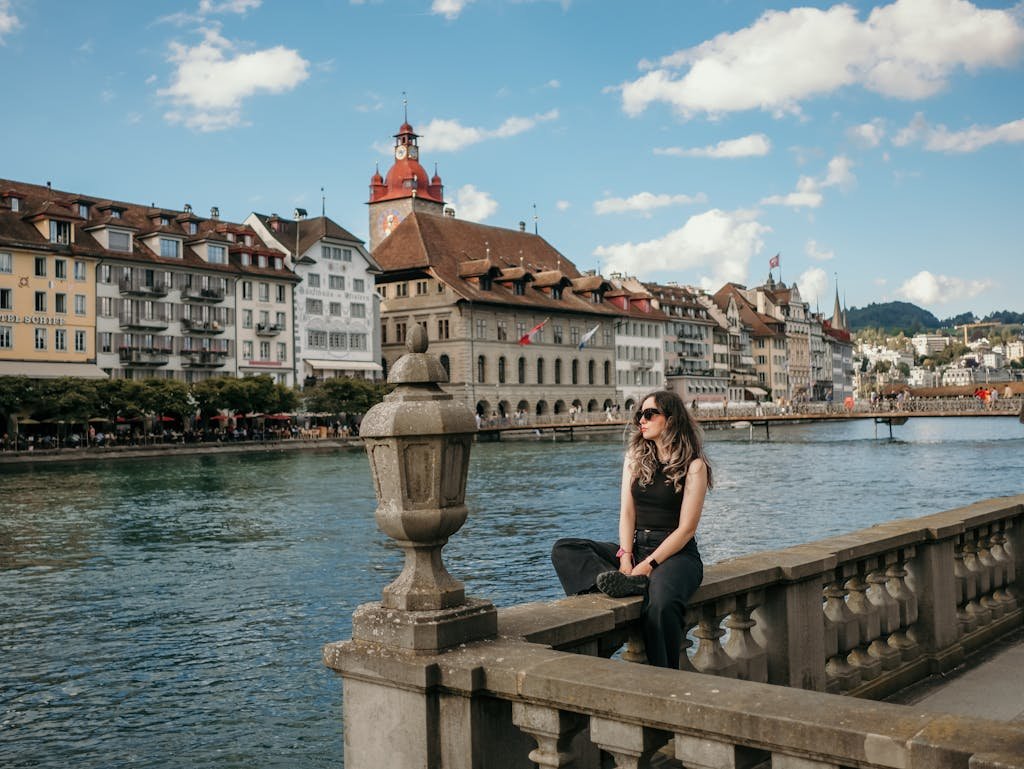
[628,390,713,492]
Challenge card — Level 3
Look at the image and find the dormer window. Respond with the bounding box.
[110,209,121,219]
[244,235,253,246]
[78,203,90,219]
[161,216,170,226]
[590,291,602,304]
[241,253,251,266]
[108,229,132,252]
[258,254,267,268]
[9,197,20,212]
[273,257,282,270]
[188,222,198,235]
[513,280,525,296]
[208,244,227,264]
[480,276,492,290]
[226,233,235,242]
[49,220,72,245]
[160,238,181,258]
[552,286,563,300]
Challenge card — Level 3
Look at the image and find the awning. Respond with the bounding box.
[0,361,108,379]
[745,387,768,397]
[305,359,383,372]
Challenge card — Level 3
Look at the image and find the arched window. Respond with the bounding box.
[537,358,545,385]
[554,358,562,385]
[518,356,526,384]
[477,355,486,383]
[572,359,579,385]
[603,360,611,385]
[588,359,595,385]
[439,354,450,379]
[498,356,506,384]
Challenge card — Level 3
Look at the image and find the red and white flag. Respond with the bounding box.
[769,253,780,269]
[518,317,550,345]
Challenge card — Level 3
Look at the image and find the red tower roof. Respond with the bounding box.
[369,121,444,205]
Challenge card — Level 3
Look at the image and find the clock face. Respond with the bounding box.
[395,145,408,160]
[408,145,419,160]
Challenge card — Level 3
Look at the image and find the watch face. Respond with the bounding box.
[395,145,407,160]
[408,145,419,160]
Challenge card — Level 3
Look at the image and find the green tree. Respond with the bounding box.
[0,376,35,422]
[190,376,234,420]
[874,360,892,374]
[303,377,384,415]
[95,379,146,421]
[897,362,911,377]
[138,379,192,420]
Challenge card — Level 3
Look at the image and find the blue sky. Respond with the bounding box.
[2,0,1021,318]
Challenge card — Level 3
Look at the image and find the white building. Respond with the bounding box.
[911,333,950,357]
[247,212,383,384]
[908,367,941,388]
[942,366,975,387]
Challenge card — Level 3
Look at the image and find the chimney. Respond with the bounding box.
[210,206,220,219]
[184,203,193,213]
[518,221,526,232]
[444,207,456,218]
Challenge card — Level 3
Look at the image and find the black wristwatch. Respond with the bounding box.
[649,558,659,570]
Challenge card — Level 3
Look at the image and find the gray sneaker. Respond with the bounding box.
[596,570,648,598]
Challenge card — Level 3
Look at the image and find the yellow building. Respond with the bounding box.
[0,186,105,378]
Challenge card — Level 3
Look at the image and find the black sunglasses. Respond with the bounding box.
[636,407,663,422]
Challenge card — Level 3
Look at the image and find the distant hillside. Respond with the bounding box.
[846,302,941,333]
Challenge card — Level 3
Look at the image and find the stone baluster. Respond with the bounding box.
[865,558,903,671]
[678,609,697,672]
[953,535,976,635]
[512,703,587,769]
[589,718,669,769]
[907,530,963,673]
[884,547,920,662]
[989,523,1018,611]
[621,627,647,665]
[844,562,883,681]
[691,598,739,679]
[823,567,860,693]
[976,527,1005,620]
[724,589,768,683]
[962,530,993,629]
[1001,518,1022,603]
[675,734,767,769]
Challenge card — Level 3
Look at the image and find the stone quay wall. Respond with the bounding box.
[325,331,1024,769]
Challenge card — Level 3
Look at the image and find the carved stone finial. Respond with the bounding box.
[407,324,428,353]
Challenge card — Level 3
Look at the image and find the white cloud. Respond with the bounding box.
[654,133,771,159]
[199,0,261,13]
[100,89,115,103]
[545,79,561,89]
[897,270,992,305]
[593,208,771,289]
[893,111,1024,153]
[617,0,1024,118]
[556,200,571,211]
[418,109,558,153]
[761,154,854,209]
[158,26,309,132]
[451,184,498,222]
[0,0,21,41]
[797,267,829,305]
[432,0,474,20]
[874,277,888,286]
[593,191,707,216]
[805,239,834,261]
[847,118,886,147]
[145,74,158,85]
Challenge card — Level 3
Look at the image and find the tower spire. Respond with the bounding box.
[402,91,408,124]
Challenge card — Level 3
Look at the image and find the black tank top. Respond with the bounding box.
[632,463,684,530]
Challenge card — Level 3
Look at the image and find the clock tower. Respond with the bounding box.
[368,120,445,252]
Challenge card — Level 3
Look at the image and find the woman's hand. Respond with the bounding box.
[630,559,654,577]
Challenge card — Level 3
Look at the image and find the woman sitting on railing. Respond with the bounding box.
[551,389,712,669]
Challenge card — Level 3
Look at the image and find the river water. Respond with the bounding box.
[1,417,1022,767]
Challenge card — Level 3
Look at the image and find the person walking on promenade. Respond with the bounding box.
[551,390,711,669]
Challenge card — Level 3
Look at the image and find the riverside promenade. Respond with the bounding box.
[326,329,1024,769]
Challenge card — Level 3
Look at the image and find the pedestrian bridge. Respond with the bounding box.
[324,332,1024,769]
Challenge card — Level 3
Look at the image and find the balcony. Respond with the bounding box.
[118,347,171,367]
[181,318,225,335]
[119,314,169,331]
[183,350,229,368]
[181,286,225,303]
[255,322,284,337]
[119,279,168,298]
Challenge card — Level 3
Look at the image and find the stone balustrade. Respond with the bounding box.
[325,333,1024,769]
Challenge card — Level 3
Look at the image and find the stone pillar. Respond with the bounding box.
[327,327,498,769]
[910,527,964,674]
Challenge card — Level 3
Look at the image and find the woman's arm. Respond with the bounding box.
[617,455,637,574]
[631,457,707,577]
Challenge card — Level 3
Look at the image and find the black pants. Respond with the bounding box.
[551,530,703,669]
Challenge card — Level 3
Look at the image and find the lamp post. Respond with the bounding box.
[292,208,307,389]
